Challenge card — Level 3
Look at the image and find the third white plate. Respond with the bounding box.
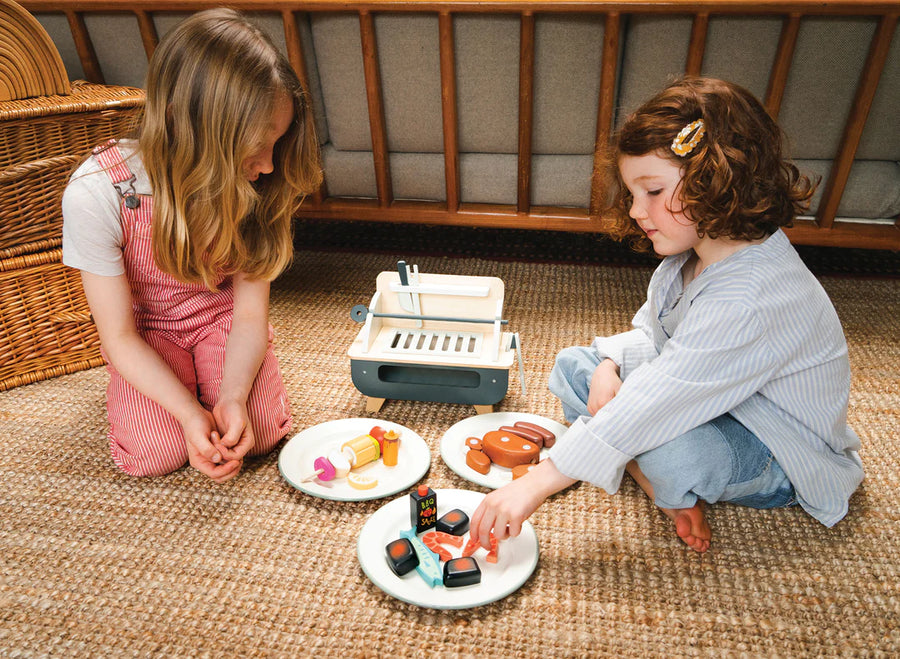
[439,412,568,489]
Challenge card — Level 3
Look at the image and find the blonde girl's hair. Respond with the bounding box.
[603,76,815,253]
[139,8,322,289]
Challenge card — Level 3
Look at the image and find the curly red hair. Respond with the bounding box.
[602,77,815,253]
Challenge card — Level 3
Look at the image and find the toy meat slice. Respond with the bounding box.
[480,430,540,468]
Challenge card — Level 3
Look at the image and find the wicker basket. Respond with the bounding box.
[0,153,80,259]
[0,79,144,168]
[0,80,145,261]
[0,249,104,391]
[0,80,143,388]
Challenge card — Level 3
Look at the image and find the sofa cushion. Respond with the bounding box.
[312,13,606,156]
[321,144,593,207]
[779,17,879,160]
[36,11,329,144]
[799,160,900,220]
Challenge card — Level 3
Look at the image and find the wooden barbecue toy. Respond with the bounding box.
[348,261,525,414]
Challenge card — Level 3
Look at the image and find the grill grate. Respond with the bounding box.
[383,328,483,359]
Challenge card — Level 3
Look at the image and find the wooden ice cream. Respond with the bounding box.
[348,261,524,414]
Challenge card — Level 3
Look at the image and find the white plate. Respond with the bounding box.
[357,488,539,609]
[279,418,430,501]
[439,412,568,489]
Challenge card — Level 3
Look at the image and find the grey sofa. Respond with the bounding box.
[29,1,900,250]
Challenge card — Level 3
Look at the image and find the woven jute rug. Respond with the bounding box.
[1,249,898,657]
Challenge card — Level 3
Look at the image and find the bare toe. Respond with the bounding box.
[672,503,711,553]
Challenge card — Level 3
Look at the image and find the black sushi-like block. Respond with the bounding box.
[443,556,482,588]
[385,538,419,576]
[436,509,470,536]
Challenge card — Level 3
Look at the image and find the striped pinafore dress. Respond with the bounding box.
[93,141,292,476]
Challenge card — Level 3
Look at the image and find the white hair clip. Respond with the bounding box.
[671,119,705,157]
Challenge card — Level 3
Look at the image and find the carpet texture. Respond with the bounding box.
[1,249,898,657]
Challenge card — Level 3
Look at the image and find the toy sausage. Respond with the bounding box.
[498,424,544,447]
[514,420,556,448]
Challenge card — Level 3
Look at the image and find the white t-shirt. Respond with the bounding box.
[62,139,151,276]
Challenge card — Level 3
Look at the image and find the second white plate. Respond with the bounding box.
[439,412,568,489]
[279,418,431,501]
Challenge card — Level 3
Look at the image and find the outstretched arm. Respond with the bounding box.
[469,458,577,550]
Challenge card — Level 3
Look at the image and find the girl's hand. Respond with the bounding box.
[212,399,256,462]
[182,408,243,483]
[587,358,622,415]
[469,459,577,550]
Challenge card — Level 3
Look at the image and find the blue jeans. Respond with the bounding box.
[549,346,796,510]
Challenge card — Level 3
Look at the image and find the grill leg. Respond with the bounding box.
[473,404,493,415]
[366,396,386,414]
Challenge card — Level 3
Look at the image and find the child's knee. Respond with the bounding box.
[553,346,597,373]
[635,426,733,492]
[109,436,188,477]
[247,389,292,455]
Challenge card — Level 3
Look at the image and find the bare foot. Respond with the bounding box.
[663,501,711,553]
[625,461,713,553]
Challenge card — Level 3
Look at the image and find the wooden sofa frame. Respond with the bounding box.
[21,0,900,250]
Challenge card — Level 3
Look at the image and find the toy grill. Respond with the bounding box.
[348,262,523,414]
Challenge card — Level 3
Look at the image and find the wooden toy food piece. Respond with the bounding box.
[436,509,470,535]
[481,430,540,468]
[410,485,437,533]
[341,433,381,468]
[512,463,536,480]
[422,531,465,561]
[381,429,400,466]
[443,557,482,588]
[514,420,556,447]
[385,538,419,576]
[463,533,499,564]
[498,424,543,447]
[465,449,491,475]
[399,527,442,587]
[348,472,378,489]
[368,425,387,451]
[464,437,483,451]
[300,455,336,482]
[327,449,351,478]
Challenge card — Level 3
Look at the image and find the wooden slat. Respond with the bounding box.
[816,13,897,229]
[765,13,800,118]
[65,10,103,84]
[359,10,392,207]
[22,2,900,16]
[517,11,535,214]
[282,9,326,205]
[686,12,709,76]
[590,11,620,216]
[296,198,606,232]
[439,11,460,212]
[134,9,158,60]
[784,219,900,250]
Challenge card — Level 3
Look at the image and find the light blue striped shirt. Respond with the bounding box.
[548,230,863,527]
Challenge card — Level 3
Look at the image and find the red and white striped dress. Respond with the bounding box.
[93,141,292,476]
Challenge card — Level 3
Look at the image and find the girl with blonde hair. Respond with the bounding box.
[63,9,321,481]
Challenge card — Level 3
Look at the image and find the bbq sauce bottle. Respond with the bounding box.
[410,485,437,533]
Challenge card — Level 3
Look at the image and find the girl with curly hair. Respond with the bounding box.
[471,77,862,553]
